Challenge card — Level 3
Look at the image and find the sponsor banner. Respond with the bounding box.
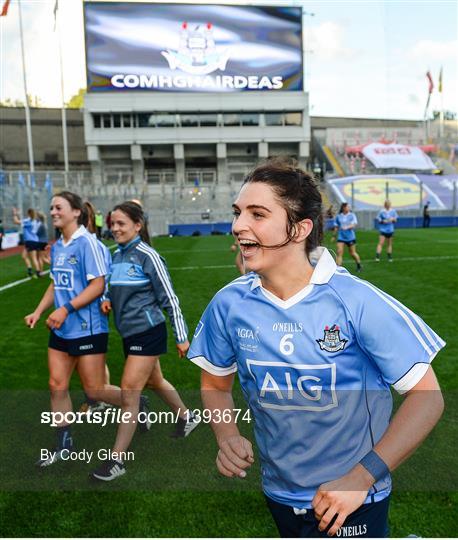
[3,232,20,249]
[329,174,458,210]
[84,3,303,93]
[362,143,436,170]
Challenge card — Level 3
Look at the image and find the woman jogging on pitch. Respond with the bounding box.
[375,200,398,262]
[24,191,122,467]
[335,202,362,272]
[13,207,41,277]
[77,201,113,414]
[36,211,50,275]
[90,201,198,481]
[188,159,445,538]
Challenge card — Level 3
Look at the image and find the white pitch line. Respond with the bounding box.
[169,254,458,271]
[0,276,32,291]
[1,255,457,293]
[170,264,235,271]
[0,269,50,292]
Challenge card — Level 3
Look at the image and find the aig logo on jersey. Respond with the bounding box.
[246,360,337,411]
[53,269,74,291]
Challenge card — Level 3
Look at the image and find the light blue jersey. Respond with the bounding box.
[336,212,357,243]
[377,209,398,235]
[50,225,108,339]
[188,248,445,509]
[94,234,112,296]
[22,218,39,242]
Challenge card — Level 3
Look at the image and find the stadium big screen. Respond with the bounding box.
[84,2,303,93]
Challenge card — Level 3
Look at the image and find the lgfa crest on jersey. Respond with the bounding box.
[161,21,230,75]
[316,324,348,353]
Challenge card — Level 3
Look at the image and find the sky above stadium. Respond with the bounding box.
[1,0,457,120]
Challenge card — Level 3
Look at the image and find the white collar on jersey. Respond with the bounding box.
[61,225,86,247]
[249,247,337,309]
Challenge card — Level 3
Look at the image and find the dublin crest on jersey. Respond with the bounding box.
[316,325,347,353]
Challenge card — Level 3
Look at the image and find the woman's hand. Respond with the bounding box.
[24,311,41,328]
[45,306,69,330]
[176,340,190,358]
[216,435,254,478]
[101,300,112,315]
[312,465,373,536]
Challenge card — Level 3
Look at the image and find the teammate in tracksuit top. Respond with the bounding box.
[375,200,398,262]
[91,201,198,482]
[335,202,362,272]
[188,160,445,538]
[25,192,122,467]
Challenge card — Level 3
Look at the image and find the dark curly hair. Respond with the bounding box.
[242,157,323,255]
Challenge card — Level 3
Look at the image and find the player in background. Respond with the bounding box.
[35,211,50,275]
[24,191,122,467]
[13,207,41,277]
[95,209,104,239]
[0,219,4,251]
[77,201,113,414]
[91,201,199,482]
[325,205,337,242]
[375,200,398,262]
[335,202,362,272]
[230,242,245,274]
[188,159,444,538]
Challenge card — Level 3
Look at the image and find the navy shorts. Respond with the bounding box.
[265,495,390,538]
[37,242,48,250]
[122,323,167,358]
[338,240,356,247]
[24,241,40,252]
[49,331,108,356]
[380,232,394,239]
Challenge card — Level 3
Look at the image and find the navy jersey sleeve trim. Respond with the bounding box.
[392,358,436,394]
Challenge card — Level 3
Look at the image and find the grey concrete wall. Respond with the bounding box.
[0,107,87,167]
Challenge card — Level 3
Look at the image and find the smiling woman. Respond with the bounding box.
[90,200,199,482]
[188,158,445,538]
[24,191,122,468]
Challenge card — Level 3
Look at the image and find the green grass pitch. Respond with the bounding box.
[0,228,457,537]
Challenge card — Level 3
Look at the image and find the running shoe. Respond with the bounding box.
[137,395,151,433]
[79,400,112,415]
[35,447,71,468]
[91,459,126,481]
[170,413,200,438]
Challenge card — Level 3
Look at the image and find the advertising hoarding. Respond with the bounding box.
[84,2,303,93]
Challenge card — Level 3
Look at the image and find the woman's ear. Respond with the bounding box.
[293,218,314,243]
